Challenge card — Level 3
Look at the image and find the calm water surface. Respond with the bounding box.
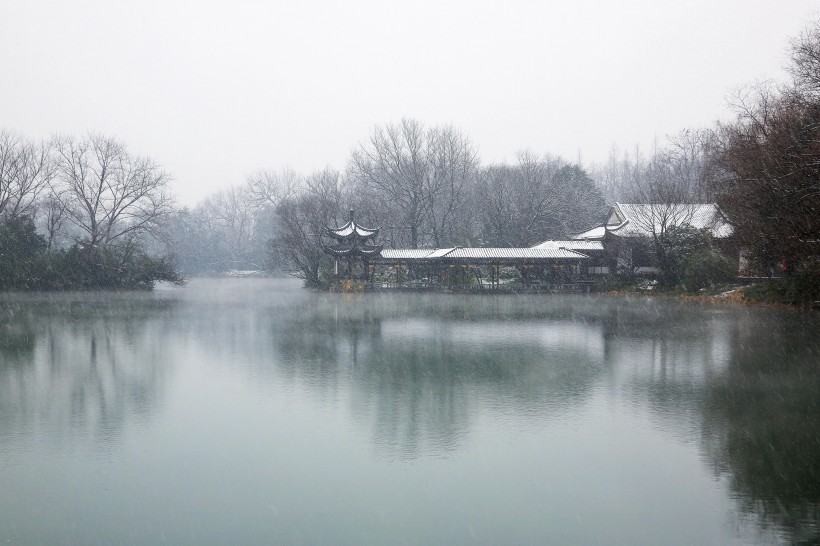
[1,278,818,545]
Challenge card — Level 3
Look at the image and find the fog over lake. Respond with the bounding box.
[1,279,818,544]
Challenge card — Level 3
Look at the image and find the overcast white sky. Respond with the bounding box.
[1,0,818,204]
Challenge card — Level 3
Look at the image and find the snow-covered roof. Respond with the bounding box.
[323,243,382,256]
[380,249,436,259]
[571,225,606,241]
[378,247,589,261]
[427,247,457,258]
[531,240,604,252]
[326,209,379,238]
[606,203,733,238]
[326,222,379,238]
[447,247,589,260]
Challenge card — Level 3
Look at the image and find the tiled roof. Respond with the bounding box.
[378,247,589,261]
[571,226,606,240]
[327,221,379,238]
[443,247,588,259]
[609,203,733,238]
[380,249,436,259]
[324,244,382,256]
[532,240,604,252]
[428,248,457,258]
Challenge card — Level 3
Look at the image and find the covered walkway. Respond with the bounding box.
[372,246,590,290]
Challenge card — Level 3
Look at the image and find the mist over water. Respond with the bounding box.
[0,279,818,544]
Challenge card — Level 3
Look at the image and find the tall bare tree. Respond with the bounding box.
[52,134,173,248]
[350,119,428,248]
[476,163,516,246]
[350,119,477,248]
[270,168,348,285]
[41,194,67,252]
[423,125,478,246]
[790,19,820,98]
[246,168,299,209]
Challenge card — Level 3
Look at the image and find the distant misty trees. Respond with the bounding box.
[587,128,715,206]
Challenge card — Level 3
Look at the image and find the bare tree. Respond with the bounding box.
[52,134,173,248]
[423,125,478,246]
[476,163,516,246]
[790,19,820,98]
[477,152,604,246]
[270,168,348,285]
[350,119,428,248]
[0,130,53,218]
[246,168,299,209]
[624,160,698,256]
[350,119,477,248]
[41,193,67,251]
[515,151,563,243]
[664,128,716,201]
[714,83,820,270]
[589,145,633,203]
[305,167,347,219]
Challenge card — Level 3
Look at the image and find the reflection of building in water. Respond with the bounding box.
[382,319,605,357]
[0,298,175,447]
[276,299,608,460]
[599,302,734,397]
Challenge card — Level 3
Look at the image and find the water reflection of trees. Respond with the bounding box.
[275,295,607,459]
[700,316,820,545]
[601,301,820,544]
[0,294,176,447]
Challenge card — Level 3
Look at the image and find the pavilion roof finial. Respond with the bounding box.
[349,209,355,222]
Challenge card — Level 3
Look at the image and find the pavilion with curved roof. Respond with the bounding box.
[322,210,383,280]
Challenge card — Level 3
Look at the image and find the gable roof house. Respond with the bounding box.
[572,203,735,274]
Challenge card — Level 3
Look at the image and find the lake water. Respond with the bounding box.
[1,278,818,545]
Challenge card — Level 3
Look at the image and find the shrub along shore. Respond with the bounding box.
[0,215,181,291]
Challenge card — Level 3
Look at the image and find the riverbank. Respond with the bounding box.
[678,284,820,310]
